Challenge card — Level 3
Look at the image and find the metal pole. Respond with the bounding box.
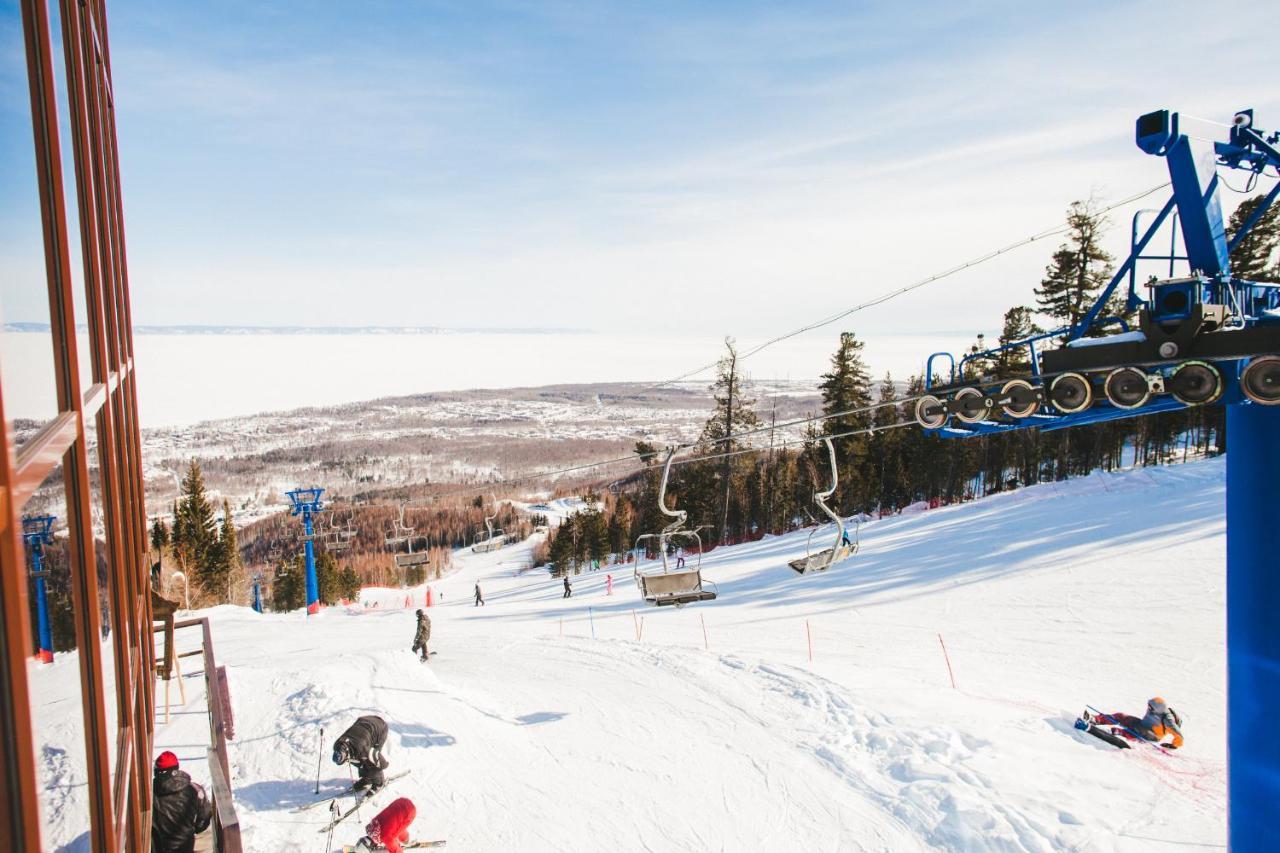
[304,507,319,616]
[1227,402,1280,851]
[31,546,53,664]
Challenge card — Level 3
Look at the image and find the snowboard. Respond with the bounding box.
[340,842,446,851]
[316,771,412,831]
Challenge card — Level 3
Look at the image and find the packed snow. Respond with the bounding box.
[31,458,1226,850]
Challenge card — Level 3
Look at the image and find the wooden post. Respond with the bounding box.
[938,633,957,689]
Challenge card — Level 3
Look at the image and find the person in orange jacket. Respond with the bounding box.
[352,796,415,853]
[1084,697,1184,748]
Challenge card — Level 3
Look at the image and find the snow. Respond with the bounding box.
[1065,331,1147,348]
[30,459,1226,850]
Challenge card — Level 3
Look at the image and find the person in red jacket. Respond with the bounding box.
[353,797,416,853]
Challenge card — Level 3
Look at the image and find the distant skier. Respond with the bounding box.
[411,610,431,662]
[351,796,416,853]
[333,715,391,791]
[1080,697,1184,748]
[841,529,852,548]
[562,574,572,598]
[605,574,613,596]
[151,750,213,853]
[676,554,685,569]
[474,583,484,607]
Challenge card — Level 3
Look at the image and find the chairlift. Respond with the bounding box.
[471,495,506,553]
[385,503,413,547]
[633,449,717,606]
[787,437,858,574]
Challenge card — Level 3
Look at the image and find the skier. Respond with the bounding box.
[676,554,685,569]
[841,529,852,548]
[411,610,431,662]
[605,573,613,595]
[151,750,213,853]
[1081,697,1184,748]
[474,583,484,607]
[333,715,391,791]
[562,574,572,598]
[351,796,416,853]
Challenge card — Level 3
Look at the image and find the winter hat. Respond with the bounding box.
[155,751,179,772]
[416,609,424,617]
[1148,697,1168,714]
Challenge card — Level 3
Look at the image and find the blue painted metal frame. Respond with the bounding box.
[21,515,56,663]
[285,487,325,616]
[916,107,1280,851]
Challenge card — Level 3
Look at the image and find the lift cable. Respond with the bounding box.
[651,181,1172,389]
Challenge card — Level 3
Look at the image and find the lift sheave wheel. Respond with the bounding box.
[999,379,1040,418]
[915,395,947,429]
[952,387,990,423]
[1049,373,1092,414]
[1169,360,1224,406]
[1105,367,1151,409]
[1241,356,1280,405]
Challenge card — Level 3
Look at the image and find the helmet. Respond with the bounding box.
[1147,697,1168,715]
[333,743,349,765]
[154,750,179,772]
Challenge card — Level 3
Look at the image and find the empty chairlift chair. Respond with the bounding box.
[633,449,717,606]
[788,437,858,574]
[471,498,506,553]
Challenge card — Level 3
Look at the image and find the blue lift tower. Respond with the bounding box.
[285,488,325,616]
[22,515,56,664]
[913,108,1278,850]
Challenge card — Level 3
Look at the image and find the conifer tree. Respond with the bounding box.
[994,306,1039,376]
[174,460,218,588]
[819,332,873,512]
[1227,194,1280,282]
[699,338,759,543]
[1034,200,1114,333]
[150,517,169,555]
[271,557,305,612]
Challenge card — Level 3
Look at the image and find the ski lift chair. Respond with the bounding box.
[788,437,858,574]
[470,497,507,553]
[634,449,718,606]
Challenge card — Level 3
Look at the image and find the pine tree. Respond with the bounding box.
[699,338,759,544]
[818,332,873,513]
[1227,194,1280,282]
[150,517,169,555]
[1035,200,1115,334]
[994,306,1039,376]
[271,557,305,612]
[174,460,219,592]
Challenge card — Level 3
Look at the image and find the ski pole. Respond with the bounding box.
[325,800,339,850]
[315,727,325,794]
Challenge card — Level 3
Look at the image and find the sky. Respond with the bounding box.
[3,0,1279,343]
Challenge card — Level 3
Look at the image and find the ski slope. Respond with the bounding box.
[36,459,1227,850]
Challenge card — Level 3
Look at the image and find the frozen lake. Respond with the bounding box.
[2,330,970,428]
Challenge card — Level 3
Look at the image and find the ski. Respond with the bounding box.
[1080,722,1131,749]
[1084,705,1177,754]
[293,785,363,813]
[318,771,412,833]
[340,843,445,852]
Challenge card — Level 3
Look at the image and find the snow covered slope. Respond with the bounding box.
[113,459,1227,850]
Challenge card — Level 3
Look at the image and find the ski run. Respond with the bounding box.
[36,457,1226,850]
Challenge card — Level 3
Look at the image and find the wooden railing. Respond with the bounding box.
[158,617,243,853]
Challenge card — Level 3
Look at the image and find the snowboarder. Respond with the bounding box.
[351,796,417,853]
[333,715,391,791]
[411,610,431,662]
[151,750,213,853]
[474,583,484,607]
[562,575,572,598]
[1081,697,1184,748]
[605,574,613,595]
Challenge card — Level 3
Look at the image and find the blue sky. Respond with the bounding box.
[4,0,1278,337]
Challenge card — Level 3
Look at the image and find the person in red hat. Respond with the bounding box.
[352,797,416,853]
[151,750,213,852]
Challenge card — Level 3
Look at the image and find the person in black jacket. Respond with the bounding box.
[411,609,431,662]
[562,575,572,598]
[151,751,212,853]
[333,714,391,791]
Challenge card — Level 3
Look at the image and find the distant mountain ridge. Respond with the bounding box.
[4,323,592,336]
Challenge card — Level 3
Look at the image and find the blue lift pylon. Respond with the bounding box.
[21,515,56,664]
[285,488,325,616]
[913,107,1279,850]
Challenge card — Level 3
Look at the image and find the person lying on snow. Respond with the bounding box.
[352,797,416,853]
[1081,696,1184,748]
[151,750,213,853]
[334,714,391,791]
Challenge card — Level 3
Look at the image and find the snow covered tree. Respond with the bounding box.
[1227,194,1280,282]
[1035,200,1114,333]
